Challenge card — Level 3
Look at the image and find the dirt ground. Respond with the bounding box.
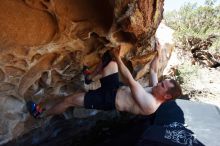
[165,47,220,107]
[186,67,220,107]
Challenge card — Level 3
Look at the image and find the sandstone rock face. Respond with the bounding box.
[0,0,167,144]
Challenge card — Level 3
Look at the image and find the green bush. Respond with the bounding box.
[164,0,220,53]
[176,61,199,84]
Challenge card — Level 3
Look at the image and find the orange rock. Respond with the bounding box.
[18,53,58,96]
[0,0,166,144]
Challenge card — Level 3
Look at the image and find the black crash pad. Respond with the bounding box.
[137,99,220,146]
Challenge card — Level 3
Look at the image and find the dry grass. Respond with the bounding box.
[169,48,220,107]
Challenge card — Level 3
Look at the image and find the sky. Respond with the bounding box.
[164,0,220,12]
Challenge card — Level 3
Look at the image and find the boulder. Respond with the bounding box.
[0,0,174,144]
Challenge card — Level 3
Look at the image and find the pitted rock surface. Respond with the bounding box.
[0,0,174,144]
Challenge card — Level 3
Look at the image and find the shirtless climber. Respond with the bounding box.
[27,41,182,118]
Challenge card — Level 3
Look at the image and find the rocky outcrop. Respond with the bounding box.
[0,0,171,144]
[188,35,220,68]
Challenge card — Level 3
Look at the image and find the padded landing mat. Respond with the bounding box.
[138,99,220,146]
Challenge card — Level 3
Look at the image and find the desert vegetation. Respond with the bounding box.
[164,0,220,106]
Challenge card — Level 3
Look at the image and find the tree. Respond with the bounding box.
[164,1,220,53]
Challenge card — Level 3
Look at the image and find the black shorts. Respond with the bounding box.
[84,73,120,110]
